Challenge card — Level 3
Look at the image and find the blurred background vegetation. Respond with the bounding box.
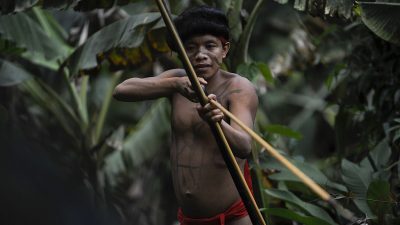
[0,0,399,225]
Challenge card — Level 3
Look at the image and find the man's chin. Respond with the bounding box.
[195,71,208,78]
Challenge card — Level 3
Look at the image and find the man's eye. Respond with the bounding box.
[206,44,216,49]
[186,46,195,51]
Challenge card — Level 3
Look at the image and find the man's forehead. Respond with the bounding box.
[186,34,220,43]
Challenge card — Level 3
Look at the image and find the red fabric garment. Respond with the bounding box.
[177,161,253,225]
[178,199,248,225]
[244,161,253,193]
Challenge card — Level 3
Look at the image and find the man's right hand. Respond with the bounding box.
[175,77,207,102]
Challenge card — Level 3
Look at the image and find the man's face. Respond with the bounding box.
[184,34,229,80]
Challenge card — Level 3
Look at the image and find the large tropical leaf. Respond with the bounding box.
[231,0,265,69]
[0,10,69,63]
[104,99,171,186]
[341,159,375,218]
[0,0,38,14]
[263,208,333,225]
[0,0,142,13]
[359,138,391,177]
[0,59,32,86]
[359,1,400,45]
[366,181,393,220]
[20,78,82,139]
[224,0,243,42]
[261,156,347,192]
[273,0,354,19]
[66,12,161,75]
[265,188,338,225]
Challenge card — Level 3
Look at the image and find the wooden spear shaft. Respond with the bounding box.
[209,99,361,223]
[154,1,267,225]
[210,100,331,200]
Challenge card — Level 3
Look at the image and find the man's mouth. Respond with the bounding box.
[194,64,211,69]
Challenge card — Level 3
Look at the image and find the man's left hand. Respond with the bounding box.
[196,94,224,123]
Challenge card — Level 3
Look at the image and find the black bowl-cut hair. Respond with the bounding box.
[166,6,230,52]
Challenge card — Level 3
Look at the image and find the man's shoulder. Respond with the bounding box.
[221,71,256,92]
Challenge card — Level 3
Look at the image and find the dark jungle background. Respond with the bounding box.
[0,0,399,225]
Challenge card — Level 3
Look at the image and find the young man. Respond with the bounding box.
[113,6,258,225]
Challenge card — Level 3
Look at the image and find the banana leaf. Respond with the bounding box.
[0,0,143,14]
[104,99,171,186]
[273,0,354,19]
[263,208,333,225]
[0,11,68,61]
[261,156,347,192]
[265,188,338,225]
[0,0,38,14]
[0,59,32,86]
[66,12,161,76]
[341,137,392,218]
[359,1,400,45]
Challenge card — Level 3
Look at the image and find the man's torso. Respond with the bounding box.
[170,71,247,217]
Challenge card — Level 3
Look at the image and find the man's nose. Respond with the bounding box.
[195,48,208,61]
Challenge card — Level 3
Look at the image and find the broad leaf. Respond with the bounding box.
[263,208,333,225]
[265,188,338,225]
[273,0,354,19]
[264,124,303,140]
[341,159,375,218]
[225,0,243,42]
[359,2,400,45]
[231,0,264,68]
[20,79,81,139]
[367,181,393,219]
[0,0,38,14]
[0,59,32,86]
[236,62,261,80]
[67,12,160,75]
[360,138,391,175]
[104,99,171,186]
[0,0,142,13]
[262,156,347,192]
[40,0,80,10]
[236,62,274,85]
[0,11,68,61]
[256,62,274,84]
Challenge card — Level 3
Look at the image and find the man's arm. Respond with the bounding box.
[113,69,207,102]
[197,77,258,158]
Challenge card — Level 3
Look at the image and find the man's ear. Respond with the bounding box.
[223,42,230,58]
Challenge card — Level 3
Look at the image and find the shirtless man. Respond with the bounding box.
[113,6,258,225]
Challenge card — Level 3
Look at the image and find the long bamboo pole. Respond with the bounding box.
[209,99,363,224]
[154,1,266,225]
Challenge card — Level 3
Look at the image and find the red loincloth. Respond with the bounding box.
[177,161,253,225]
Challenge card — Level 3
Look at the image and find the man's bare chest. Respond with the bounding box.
[171,94,229,135]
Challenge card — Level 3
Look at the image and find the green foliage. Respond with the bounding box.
[367,181,393,220]
[359,1,400,45]
[273,0,354,19]
[274,0,400,45]
[0,10,69,61]
[104,99,171,186]
[263,208,333,225]
[67,12,161,75]
[1,1,399,225]
[0,59,32,86]
[265,188,338,225]
[263,124,303,140]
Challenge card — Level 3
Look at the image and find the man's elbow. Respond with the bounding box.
[113,84,124,101]
[237,138,252,159]
[113,84,133,101]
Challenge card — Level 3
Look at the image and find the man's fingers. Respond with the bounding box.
[204,109,222,118]
[211,114,224,122]
[208,94,217,101]
[199,78,208,85]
